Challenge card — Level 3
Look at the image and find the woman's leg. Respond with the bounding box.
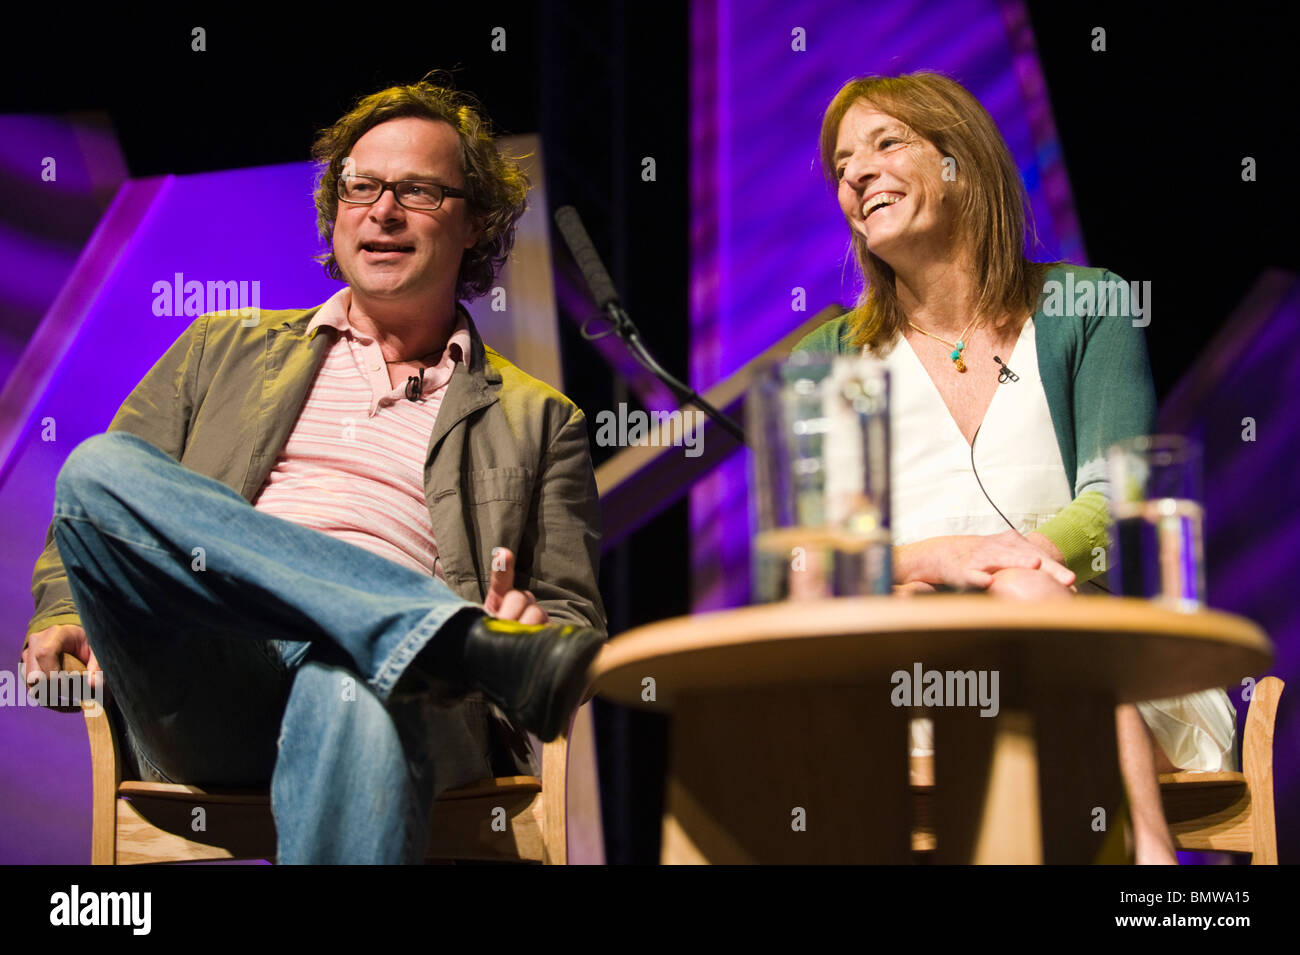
[1117,703,1178,863]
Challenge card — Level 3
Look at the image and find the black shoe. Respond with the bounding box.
[455,617,605,742]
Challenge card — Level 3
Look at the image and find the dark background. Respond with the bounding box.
[3,1,1295,862]
[1026,2,1300,396]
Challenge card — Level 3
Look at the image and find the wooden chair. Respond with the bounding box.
[911,676,1284,863]
[1155,675,1283,863]
[62,653,593,864]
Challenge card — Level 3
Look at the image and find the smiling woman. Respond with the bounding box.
[793,70,1236,864]
[822,72,1053,357]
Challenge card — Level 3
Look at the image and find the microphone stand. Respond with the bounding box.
[582,301,747,446]
[555,205,746,445]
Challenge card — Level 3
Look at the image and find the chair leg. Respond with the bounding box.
[82,692,122,864]
[541,719,570,865]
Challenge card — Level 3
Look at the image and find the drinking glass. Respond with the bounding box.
[1106,434,1205,610]
[748,353,891,602]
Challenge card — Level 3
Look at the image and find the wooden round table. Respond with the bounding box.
[589,596,1273,864]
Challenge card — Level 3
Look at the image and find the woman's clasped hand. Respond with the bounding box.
[893,529,1075,596]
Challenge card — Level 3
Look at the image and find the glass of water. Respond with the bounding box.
[748,353,891,603]
[1106,434,1205,610]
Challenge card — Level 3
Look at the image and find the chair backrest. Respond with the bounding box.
[1241,675,1283,863]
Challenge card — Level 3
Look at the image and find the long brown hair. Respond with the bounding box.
[820,72,1053,353]
[311,75,529,302]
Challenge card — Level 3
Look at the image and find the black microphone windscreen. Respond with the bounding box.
[554,206,621,311]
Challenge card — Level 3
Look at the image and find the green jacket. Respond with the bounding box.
[27,302,606,642]
[792,265,1157,582]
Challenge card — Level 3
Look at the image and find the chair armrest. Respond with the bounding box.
[60,653,122,864]
[16,652,93,714]
[59,652,109,720]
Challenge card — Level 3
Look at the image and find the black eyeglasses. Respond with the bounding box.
[337,174,467,211]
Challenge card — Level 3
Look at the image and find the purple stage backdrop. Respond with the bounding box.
[0,114,126,390]
[1156,270,1300,862]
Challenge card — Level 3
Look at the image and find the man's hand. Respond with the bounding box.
[483,548,549,625]
[21,623,102,691]
[894,529,1075,591]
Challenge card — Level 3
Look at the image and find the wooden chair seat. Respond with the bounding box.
[1156,770,1259,857]
[109,776,549,865]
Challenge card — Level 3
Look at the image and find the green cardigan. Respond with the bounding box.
[792,265,1157,582]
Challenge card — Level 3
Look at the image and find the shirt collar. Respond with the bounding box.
[310,286,473,409]
[308,286,472,366]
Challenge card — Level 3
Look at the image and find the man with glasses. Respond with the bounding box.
[22,80,606,863]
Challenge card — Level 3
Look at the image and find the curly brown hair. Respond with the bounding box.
[311,77,529,301]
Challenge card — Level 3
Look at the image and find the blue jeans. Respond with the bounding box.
[51,431,497,863]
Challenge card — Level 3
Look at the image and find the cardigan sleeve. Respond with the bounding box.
[1033,490,1110,581]
[1034,270,1157,582]
[791,314,855,356]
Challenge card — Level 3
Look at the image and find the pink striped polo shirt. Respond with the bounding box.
[251,286,472,579]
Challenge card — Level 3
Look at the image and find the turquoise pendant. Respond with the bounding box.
[950,347,961,361]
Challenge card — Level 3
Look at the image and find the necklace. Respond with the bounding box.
[906,316,982,372]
